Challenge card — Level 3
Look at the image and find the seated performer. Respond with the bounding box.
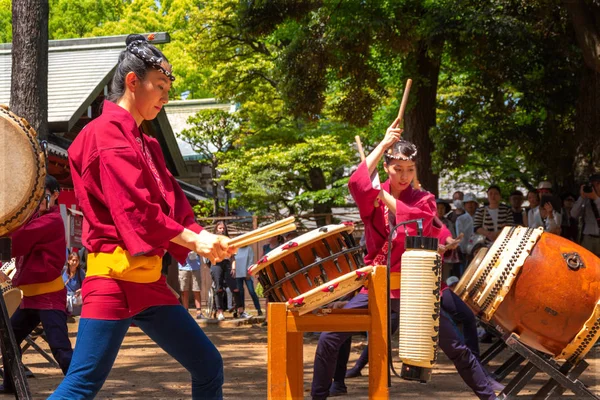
[310,118,499,400]
[0,175,73,393]
[49,34,233,400]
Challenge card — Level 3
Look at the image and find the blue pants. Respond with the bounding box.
[312,293,496,400]
[347,289,482,373]
[236,278,262,313]
[442,289,480,360]
[311,293,400,399]
[49,305,223,400]
[2,308,73,391]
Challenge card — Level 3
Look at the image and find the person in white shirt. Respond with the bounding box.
[539,195,561,235]
[527,190,544,229]
[454,199,473,277]
[233,245,262,317]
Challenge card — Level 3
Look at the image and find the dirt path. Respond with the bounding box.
[2,315,598,399]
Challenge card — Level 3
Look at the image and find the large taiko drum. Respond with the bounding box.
[0,105,46,237]
[456,226,600,362]
[248,223,372,315]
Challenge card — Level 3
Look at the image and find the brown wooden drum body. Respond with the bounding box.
[456,226,600,361]
[0,105,46,236]
[248,223,365,304]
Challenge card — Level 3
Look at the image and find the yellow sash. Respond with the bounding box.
[19,275,65,297]
[86,246,162,283]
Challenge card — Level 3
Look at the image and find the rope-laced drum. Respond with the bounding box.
[248,223,372,315]
[0,105,46,237]
[0,258,23,317]
[456,226,600,363]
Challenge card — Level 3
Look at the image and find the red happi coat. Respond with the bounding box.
[68,100,202,265]
[11,206,67,310]
[68,101,202,319]
[348,161,450,298]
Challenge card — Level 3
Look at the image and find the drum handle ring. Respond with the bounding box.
[562,252,585,271]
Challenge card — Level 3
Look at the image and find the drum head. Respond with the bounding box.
[454,247,488,299]
[248,223,355,276]
[287,266,373,315]
[0,107,45,236]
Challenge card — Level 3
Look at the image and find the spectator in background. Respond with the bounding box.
[178,251,205,319]
[537,181,553,196]
[474,185,513,245]
[560,193,579,242]
[437,199,460,278]
[234,245,262,317]
[539,195,561,234]
[463,193,479,217]
[454,199,473,277]
[509,190,527,226]
[571,173,600,256]
[209,221,242,321]
[262,234,282,257]
[449,191,464,224]
[527,190,543,228]
[62,251,86,317]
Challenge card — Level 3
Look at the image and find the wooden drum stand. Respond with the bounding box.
[267,265,389,399]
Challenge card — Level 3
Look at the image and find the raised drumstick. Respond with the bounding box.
[355,135,366,162]
[397,79,413,125]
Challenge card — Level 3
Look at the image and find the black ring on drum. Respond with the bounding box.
[263,246,364,300]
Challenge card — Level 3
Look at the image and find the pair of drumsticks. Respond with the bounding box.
[354,79,421,190]
[226,216,296,249]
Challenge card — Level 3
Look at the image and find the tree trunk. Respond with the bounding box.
[564,0,600,73]
[224,185,231,217]
[10,0,49,140]
[309,167,331,227]
[211,160,219,216]
[403,41,443,197]
[574,64,600,180]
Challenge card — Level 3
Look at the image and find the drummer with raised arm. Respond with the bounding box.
[310,118,498,400]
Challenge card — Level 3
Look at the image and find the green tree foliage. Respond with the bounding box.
[178,109,242,215]
[195,0,597,199]
[0,0,11,43]
[189,1,360,222]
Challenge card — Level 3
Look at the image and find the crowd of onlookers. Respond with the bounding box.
[437,173,600,281]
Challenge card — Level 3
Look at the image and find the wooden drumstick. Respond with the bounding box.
[227,216,294,247]
[355,135,366,162]
[396,78,413,126]
[227,223,297,249]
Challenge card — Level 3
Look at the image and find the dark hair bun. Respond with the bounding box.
[126,34,147,46]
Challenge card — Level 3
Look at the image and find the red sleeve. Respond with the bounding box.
[166,173,204,264]
[11,214,50,257]
[99,147,185,256]
[435,219,452,245]
[395,192,437,229]
[348,161,381,219]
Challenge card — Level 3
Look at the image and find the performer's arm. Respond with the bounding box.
[365,117,403,176]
